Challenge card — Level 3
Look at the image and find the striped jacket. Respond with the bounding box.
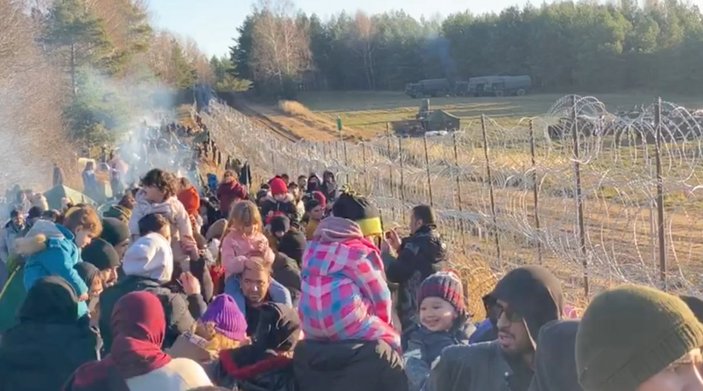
[298,217,401,352]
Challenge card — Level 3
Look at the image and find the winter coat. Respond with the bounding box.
[221,231,274,278]
[470,318,498,344]
[427,341,534,391]
[260,195,300,225]
[128,190,193,262]
[385,224,447,337]
[0,220,23,264]
[16,220,89,317]
[404,323,475,391]
[0,266,25,332]
[215,352,297,391]
[272,252,301,306]
[53,165,65,187]
[98,275,207,353]
[217,181,247,217]
[527,320,582,391]
[320,171,339,202]
[82,170,99,201]
[304,219,319,241]
[299,216,400,352]
[293,339,407,391]
[0,276,100,391]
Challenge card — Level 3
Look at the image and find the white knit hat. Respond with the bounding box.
[122,232,174,282]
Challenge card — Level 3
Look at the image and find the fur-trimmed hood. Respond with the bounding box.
[15,220,69,257]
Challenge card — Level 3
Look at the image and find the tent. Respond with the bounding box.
[43,185,96,210]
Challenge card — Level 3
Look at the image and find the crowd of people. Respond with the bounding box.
[0,126,702,391]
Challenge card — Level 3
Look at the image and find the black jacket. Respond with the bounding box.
[260,195,300,224]
[0,321,100,391]
[216,349,297,391]
[528,320,582,391]
[294,339,407,391]
[99,275,207,353]
[427,341,533,391]
[385,225,447,336]
[272,253,301,306]
[0,276,100,391]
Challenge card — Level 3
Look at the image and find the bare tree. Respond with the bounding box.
[353,11,376,90]
[0,0,81,190]
[250,0,311,94]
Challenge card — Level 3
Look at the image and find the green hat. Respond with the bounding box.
[576,285,703,391]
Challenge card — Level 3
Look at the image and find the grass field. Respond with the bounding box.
[297,91,703,136]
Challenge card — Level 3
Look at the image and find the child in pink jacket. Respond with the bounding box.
[221,200,291,313]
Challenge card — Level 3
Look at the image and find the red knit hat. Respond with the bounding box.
[270,177,288,196]
[418,271,466,318]
[177,187,200,216]
[312,190,327,208]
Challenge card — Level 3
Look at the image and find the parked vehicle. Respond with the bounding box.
[404,79,453,98]
[466,75,532,97]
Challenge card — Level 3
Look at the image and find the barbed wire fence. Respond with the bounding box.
[202,95,703,308]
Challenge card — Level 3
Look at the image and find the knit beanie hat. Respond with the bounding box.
[270,178,288,196]
[576,285,703,391]
[74,261,100,286]
[277,230,306,264]
[332,191,382,237]
[100,217,130,247]
[270,215,290,234]
[81,238,120,270]
[199,294,247,341]
[418,271,467,319]
[177,187,200,216]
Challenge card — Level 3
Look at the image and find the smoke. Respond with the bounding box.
[77,69,199,188]
[423,36,457,79]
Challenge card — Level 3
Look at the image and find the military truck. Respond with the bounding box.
[404,79,453,98]
[464,75,532,97]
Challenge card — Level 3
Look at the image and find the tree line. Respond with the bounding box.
[230,0,703,97]
[4,0,215,158]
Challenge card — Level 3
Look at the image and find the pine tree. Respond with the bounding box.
[42,0,114,97]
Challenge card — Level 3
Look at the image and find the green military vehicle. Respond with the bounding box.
[458,75,532,97]
[404,79,453,98]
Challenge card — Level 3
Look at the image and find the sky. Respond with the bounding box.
[148,0,536,57]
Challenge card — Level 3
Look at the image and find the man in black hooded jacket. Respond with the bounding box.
[426,265,563,391]
[384,204,447,346]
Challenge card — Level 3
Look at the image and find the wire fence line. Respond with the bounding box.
[202,95,703,304]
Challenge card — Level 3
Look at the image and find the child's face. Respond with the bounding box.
[159,224,172,242]
[420,297,458,332]
[274,193,287,202]
[144,185,166,202]
[90,276,104,297]
[310,205,324,221]
[74,227,95,249]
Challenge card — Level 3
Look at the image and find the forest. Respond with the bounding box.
[229,0,703,96]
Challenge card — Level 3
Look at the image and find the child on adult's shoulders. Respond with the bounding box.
[404,271,474,391]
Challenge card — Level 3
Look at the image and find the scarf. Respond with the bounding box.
[63,291,172,391]
[313,216,364,244]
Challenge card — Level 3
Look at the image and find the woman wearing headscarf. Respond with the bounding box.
[64,291,213,391]
[0,276,100,391]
